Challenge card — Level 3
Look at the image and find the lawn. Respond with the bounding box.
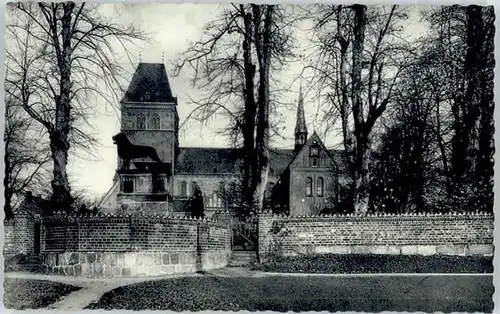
[252,254,493,274]
[86,275,493,312]
[3,278,81,310]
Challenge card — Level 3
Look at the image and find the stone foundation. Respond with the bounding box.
[283,244,493,256]
[41,251,231,278]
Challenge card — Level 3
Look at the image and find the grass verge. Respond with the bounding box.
[3,278,81,310]
[252,254,493,274]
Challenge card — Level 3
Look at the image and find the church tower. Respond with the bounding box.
[116,63,179,209]
[294,86,308,154]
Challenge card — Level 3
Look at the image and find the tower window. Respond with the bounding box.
[137,113,146,129]
[306,177,312,197]
[151,114,160,130]
[316,177,324,197]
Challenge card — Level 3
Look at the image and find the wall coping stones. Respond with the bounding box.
[268,211,493,220]
[214,209,493,218]
[43,212,228,227]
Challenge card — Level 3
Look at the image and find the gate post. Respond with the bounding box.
[257,210,274,263]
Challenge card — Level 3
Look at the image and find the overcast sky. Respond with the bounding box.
[63,3,427,198]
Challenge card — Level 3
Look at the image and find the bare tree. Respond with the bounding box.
[5,2,145,211]
[4,94,51,219]
[252,5,274,211]
[71,188,100,214]
[371,58,443,213]
[309,5,412,214]
[173,4,295,214]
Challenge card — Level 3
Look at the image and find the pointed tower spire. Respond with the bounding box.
[294,85,308,154]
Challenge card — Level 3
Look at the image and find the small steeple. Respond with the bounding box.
[294,85,308,154]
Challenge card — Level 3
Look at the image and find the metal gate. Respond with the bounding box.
[232,216,257,251]
[34,222,41,255]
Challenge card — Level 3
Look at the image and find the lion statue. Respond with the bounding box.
[112,132,164,170]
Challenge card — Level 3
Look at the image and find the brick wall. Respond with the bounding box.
[3,220,16,256]
[40,212,231,277]
[3,213,39,257]
[42,214,230,253]
[258,211,494,259]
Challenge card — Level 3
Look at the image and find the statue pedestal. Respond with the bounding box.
[116,169,173,214]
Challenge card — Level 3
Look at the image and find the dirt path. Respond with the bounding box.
[5,271,202,310]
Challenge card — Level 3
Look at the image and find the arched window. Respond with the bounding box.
[316,177,324,197]
[151,114,160,130]
[306,177,312,197]
[180,181,187,197]
[137,113,146,129]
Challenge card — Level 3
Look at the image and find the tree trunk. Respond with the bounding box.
[451,6,482,189]
[4,155,14,220]
[240,5,257,216]
[336,10,354,201]
[50,3,75,211]
[353,136,371,214]
[254,5,273,212]
[435,97,449,175]
[350,4,369,214]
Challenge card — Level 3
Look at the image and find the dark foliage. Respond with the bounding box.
[253,254,493,274]
[86,275,492,312]
[3,278,81,310]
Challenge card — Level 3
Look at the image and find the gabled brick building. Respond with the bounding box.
[99,63,345,216]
